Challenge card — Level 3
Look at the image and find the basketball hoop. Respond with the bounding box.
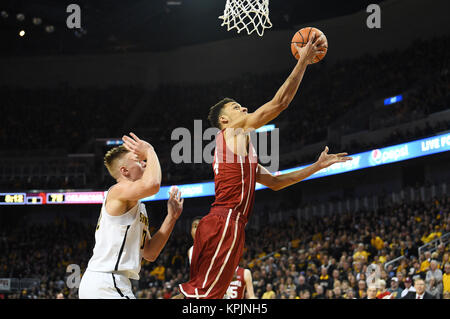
[219,0,272,37]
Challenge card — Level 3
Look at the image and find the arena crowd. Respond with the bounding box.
[1,191,448,299]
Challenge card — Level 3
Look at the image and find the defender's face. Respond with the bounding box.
[121,152,146,181]
[220,101,248,127]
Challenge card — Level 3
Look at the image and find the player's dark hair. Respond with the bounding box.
[208,97,235,129]
[191,216,203,224]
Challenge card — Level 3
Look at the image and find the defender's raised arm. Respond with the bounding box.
[107,133,161,205]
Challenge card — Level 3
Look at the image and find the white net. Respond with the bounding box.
[219,0,272,37]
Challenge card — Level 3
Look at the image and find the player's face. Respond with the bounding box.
[121,152,146,181]
[191,219,200,239]
[221,102,248,126]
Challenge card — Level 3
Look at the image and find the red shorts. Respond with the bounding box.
[179,207,246,299]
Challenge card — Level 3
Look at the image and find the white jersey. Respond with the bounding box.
[86,195,150,280]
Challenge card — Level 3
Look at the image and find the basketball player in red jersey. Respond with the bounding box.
[225,266,257,299]
[176,33,352,299]
[187,216,256,299]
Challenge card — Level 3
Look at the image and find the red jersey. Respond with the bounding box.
[211,130,258,224]
[226,267,246,299]
[178,130,257,299]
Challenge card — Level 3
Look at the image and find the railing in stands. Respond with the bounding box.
[384,255,406,271]
[384,232,449,272]
[418,232,450,257]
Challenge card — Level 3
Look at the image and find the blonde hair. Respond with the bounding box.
[104,145,129,178]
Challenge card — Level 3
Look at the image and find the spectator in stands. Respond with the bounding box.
[318,266,332,291]
[443,263,450,295]
[376,280,391,299]
[420,251,432,272]
[426,277,440,299]
[408,260,423,281]
[333,286,343,299]
[357,280,367,299]
[344,288,356,299]
[325,289,334,299]
[371,233,384,252]
[402,278,434,299]
[440,252,449,270]
[426,260,443,295]
[261,283,276,299]
[365,285,377,299]
[353,243,370,264]
[312,284,325,299]
[285,276,296,297]
[401,277,416,298]
[387,277,403,299]
[299,289,311,300]
[296,275,312,296]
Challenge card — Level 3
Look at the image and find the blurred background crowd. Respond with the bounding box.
[1,186,448,299]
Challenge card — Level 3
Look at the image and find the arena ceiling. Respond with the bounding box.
[1,0,385,56]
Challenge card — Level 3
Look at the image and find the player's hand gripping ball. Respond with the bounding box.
[291,27,328,63]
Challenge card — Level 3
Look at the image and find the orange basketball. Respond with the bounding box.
[291,27,328,63]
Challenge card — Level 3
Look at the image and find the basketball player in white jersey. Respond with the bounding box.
[79,132,184,299]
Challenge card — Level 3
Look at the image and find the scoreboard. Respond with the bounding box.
[0,193,26,205]
[0,192,105,205]
[0,193,45,205]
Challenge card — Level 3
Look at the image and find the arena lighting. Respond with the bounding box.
[0,11,8,18]
[1,132,449,205]
[16,13,25,21]
[45,25,54,33]
[105,139,123,145]
[166,1,183,5]
[32,17,42,25]
[19,30,25,37]
[384,94,403,105]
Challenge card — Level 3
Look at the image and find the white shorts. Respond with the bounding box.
[78,269,136,299]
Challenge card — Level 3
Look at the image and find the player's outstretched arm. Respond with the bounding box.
[256,146,352,191]
[143,186,183,262]
[111,133,162,203]
[236,34,327,131]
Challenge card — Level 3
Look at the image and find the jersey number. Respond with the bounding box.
[95,213,101,231]
[140,229,147,250]
[228,285,238,299]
